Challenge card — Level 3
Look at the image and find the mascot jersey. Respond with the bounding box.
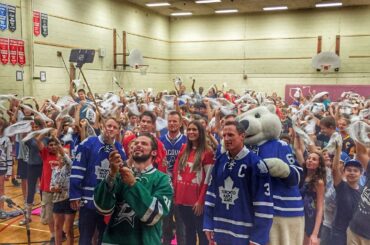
[94,166,173,245]
[203,146,273,245]
[69,135,127,209]
[252,140,304,217]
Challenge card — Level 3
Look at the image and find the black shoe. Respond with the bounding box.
[62,232,67,242]
[12,178,20,187]
[49,237,55,245]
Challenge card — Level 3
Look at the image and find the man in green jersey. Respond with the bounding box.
[94,133,173,245]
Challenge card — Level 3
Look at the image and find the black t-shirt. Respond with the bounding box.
[316,133,330,149]
[281,118,292,135]
[332,180,363,232]
[350,162,370,239]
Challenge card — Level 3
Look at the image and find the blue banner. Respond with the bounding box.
[0,4,7,31]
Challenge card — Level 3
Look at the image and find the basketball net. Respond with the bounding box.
[134,64,149,75]
[321,64,331,73]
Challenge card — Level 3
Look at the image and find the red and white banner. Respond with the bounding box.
[0,37,9,65]
[9,39,17,65]
[33,11,40,36]
[17,40,25,66]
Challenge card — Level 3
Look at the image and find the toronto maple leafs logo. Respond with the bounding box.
[95,159,110,180]
[112,203,136,228]
[219,177,239,210]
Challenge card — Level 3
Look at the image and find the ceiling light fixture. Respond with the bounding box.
[315,2,342,8]
[195,0,221,3]
[146,2,171,7]
[171,12,193,16]
[215,9,238,14]
[263,6,288,11]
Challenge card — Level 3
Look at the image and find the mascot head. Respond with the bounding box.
[236,105,282,146]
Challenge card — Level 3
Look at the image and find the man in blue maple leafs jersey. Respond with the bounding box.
[203,121,286,245]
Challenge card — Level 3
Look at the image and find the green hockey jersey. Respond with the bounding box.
[94,166,173,245]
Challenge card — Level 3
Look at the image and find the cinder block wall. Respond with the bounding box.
[170,7,370,97]
[1,1,370,99]
[0,0,170,98]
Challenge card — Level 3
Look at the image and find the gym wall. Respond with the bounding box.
[0,0,170,98]
[170,6,370,97]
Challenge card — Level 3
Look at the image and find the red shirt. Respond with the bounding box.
[40,148,58,192]
[173,145,214,206]
[122,134,167,173]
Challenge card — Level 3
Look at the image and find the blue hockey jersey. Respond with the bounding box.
[252,139,304,217]
[203,146,273,245]
[69,135,126,209]
[159,133,187,176]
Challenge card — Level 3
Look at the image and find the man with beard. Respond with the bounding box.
[122,111,167,173]
[69,118,126,245]
[94,134,173,245]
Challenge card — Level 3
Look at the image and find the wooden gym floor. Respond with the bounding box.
[0,180,80,244]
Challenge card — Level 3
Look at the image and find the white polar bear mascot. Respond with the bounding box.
[237,105,304,245]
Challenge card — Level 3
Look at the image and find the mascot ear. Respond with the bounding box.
[266,104,276,114]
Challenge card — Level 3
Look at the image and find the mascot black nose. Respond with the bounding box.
[239,120,249,131]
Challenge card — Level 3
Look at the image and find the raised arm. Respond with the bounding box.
[332,143,343,187]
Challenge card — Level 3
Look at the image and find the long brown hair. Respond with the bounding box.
[179,120,209,171]
[304,151,327,191]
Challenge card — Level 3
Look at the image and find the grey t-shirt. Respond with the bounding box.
[349,163,370,239]
[25,138,42,165]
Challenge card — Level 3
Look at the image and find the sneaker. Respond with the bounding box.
[62,232,67,242]
[0,210,8,219]
[12,178,20,187]
[19,218,32,225]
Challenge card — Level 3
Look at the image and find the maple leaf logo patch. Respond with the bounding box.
[219,177,239,210]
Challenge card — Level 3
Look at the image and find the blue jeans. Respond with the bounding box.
[178,205,207,245]
[320,225,332,245]
[78,207,106,245]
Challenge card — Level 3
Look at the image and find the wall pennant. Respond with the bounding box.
[41,13,48,37]
[17,40,25,66]
[0,37,9,64]
[9,39,17,65]
[8,5,16,32]
[0,4,7,31]
[33,11,40,36]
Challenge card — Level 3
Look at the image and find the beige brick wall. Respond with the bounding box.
[1,2,370,100]
[170,7,370,97]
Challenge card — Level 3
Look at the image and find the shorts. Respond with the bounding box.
[0,170,6,176]
[16,159,28,179]
[53,199,76,215]
[41,192,54,224]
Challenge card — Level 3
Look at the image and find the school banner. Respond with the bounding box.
[8,5,16,32]
[0,37,9,64]
[0,4,7,31]
[9,39,17,65]
[33,11,40,36]
[17,40,25,65]
[41,13,48,37]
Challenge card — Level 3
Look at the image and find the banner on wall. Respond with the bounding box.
[0,4,7,31]
[8,5,16,32]
[9,39,17,65]
[17,40,25,66]
[41,13,48,37]
[33,11,40,36]
[0,37,9,64]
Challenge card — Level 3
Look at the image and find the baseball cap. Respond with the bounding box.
[344,159,363,170]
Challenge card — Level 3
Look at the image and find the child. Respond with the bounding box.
[0,117,12,219]
[50,141,75,245]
